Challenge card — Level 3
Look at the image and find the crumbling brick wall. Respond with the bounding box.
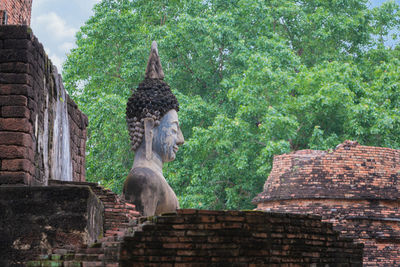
[254,140,400,266]
[0,25,88,185]
[120,209,363,266]
[0,0,32,25]
[256,199,400,266]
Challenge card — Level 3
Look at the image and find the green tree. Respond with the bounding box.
[64,0,400,209]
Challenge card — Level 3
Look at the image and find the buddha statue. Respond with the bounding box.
[122,41,184,216]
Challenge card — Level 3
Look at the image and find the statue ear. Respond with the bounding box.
[144,118,155,160]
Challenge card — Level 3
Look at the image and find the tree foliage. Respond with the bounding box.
[64,0,400,209]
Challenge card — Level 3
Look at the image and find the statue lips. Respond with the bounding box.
[173,145,179,154]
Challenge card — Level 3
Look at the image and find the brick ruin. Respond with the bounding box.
[0,25,364,266]
[119,210,363,266]
[21,209,363,266]
[0,25,88,185]
[254,140,400,266]
[0,0,32,26]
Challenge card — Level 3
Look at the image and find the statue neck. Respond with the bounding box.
[132,143,163,176]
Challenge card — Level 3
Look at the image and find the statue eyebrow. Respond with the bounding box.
[171,120,179,127]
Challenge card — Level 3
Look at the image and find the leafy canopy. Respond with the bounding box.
[64,0,400,210]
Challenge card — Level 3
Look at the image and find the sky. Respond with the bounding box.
[30,0,399,72]
[31,0,101,72]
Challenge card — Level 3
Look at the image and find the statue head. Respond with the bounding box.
[126,42,184,162]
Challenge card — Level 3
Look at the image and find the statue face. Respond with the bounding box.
[153,109,184,163]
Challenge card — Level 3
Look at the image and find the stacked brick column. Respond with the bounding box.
[0,26,35,184]
[0,25,88,185]
[254,140,400,266]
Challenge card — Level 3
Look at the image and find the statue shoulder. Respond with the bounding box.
[125,167,162,185]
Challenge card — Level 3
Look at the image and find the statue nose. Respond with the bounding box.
[177,128,184,145]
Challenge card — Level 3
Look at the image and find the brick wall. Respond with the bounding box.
[0,0,32,25]
[0,25,88,185]
[254,140,400,266]
[257,199,400,266]
[120,210,363,266]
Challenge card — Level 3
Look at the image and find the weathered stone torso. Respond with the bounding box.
[123,167,179,216]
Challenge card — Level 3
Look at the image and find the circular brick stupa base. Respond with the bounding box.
[254,141,400,266]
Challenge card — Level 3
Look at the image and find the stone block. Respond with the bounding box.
[0,118,32,132]
[0,132,32,146]
[3,39,32,50]
[0,95,28,106]
[1,106,30,118]
[0,49,34,64]
[2,159,34,174]
[0,145,33,159]
[0,73,32,85]
[0,62,30,73]
[0,25,30,40]
[0,171,30,184]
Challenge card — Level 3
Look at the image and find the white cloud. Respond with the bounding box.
[30,0,102,74]
[59,42,75,54]
[32,12,77,41]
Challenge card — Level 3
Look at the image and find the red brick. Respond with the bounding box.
[1,106,30,118]
[221,222,243,229]
[0,132,32,146]
[246,214,265,224]
[197,210,221,215]
[0,95,27,106]
[0,145,33,159]
[2,159,34,174]
[216,215,245,222]
[0,118,32,132]
[197,215,216,223]
[0,84,33,97]
[186,230,212,237]
[203,223,223,230]
[1,1,32,25]
[172,224,199,230]
[177,209,197,215]
[163,243,194,249]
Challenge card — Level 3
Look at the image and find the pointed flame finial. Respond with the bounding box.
[145,41,165,79]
